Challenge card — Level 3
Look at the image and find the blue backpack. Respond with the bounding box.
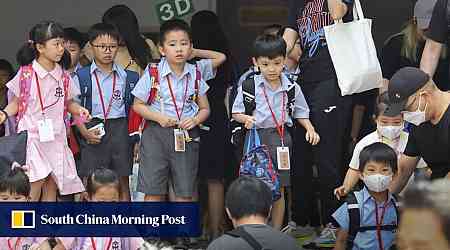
[239,128,281,201]
[76,66,139,117]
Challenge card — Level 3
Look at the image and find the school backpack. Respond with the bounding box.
[17,65,71,130]
[76,66,139,118]
[127,63,201,136]
[230,68,297,156]
[226,226,266,250]
[345,191,400,250]
[239,127,281,202]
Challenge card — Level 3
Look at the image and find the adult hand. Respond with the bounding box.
[305,129,320,145]
[244,115,256,129]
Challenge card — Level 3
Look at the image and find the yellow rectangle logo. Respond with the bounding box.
[11,210,35,229]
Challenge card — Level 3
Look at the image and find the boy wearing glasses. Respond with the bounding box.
[74,23,139,201]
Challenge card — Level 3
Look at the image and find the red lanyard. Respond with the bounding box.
[7,237,21,250]
[91,237,112,250]
[262,85,286,146]
[374,201,389,250]
[35,72,61,115]
[94,71,116,121]
[166,75,189,121]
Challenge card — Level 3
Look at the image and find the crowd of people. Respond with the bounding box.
[0,0,449,249]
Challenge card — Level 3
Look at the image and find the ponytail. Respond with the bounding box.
[59,49,72,70]
[16,42,37,66]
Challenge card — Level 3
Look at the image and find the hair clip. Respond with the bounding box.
[27,40,34,45]
[11,162,29,172]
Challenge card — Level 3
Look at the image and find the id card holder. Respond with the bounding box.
[38,119,55,142]
[174,129,186,152]
[277,147,290,170]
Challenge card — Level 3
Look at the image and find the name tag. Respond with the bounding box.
[277,147,290,170]
[38,119,55,142]
[174,129,186,152]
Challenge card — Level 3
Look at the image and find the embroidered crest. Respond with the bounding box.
[55,86,64,97]
[112,90,122,101]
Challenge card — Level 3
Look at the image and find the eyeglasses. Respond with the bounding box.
[91,44,118,52]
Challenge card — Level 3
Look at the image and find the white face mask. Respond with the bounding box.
[403,95,427,126]
[363,174,393,192]
[378,125,403,140]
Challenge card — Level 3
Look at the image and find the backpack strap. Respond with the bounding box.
[285,79,296,118]
[147,63,160,105]
[242,75,256,116]
[16,65,33,129]
[124,70,139,117]
[76,66,93,113]
[345,192,360,250]
[226,227,263,250]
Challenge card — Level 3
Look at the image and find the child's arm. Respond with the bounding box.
[334,229,348,250]
[0,96,19,124]
[297,118,320,145]
[67,100,91,119]
[191,48,226,70]
[132,97,178,128]
[179,95,210,130]
[233,113,256,129]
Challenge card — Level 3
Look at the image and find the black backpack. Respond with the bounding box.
[230,68,297,155]
[345,191,400,250]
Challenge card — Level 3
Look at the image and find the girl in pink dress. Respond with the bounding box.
[64,168,145,250]
[0,163,68,249]
[0,21,90,201]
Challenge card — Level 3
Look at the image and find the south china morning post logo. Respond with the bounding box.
[11,210,35,229]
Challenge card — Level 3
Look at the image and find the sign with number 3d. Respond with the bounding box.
[156,0,195,23]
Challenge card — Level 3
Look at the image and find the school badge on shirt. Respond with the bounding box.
[55,86,64,97]
[112,90,122,101]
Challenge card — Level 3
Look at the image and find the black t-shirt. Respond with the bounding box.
[404,105,450,179]
[287,0,354,84]
[381,34,450,90]
[426,0,449,44]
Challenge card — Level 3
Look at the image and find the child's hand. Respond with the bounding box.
[0,111,6,125]
[305,129,320,145]
[244,115,256,129]
[179,117,198,130]
[82,129,102,145]
[78,108,92,122]
[158,115,178,128]
[334,185,348,200]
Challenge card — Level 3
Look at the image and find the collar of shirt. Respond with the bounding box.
[90,60,127,79]
[254,73,291,93]
[32,60,63,81]
[159,57,192,79]
[360,187,396,206]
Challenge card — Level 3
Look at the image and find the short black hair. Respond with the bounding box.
[252,34,286,59]
[403,180,450,241]
[159,19,192,45]
[225,176,272,220]
[359,142,398,173]
[87,23,120,43]
[0,59,15,80]
[86,168,120,197]
[261,24,286,37]
[64,27,86,48]
[0,167,30,197]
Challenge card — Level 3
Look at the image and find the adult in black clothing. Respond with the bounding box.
[386,67,450,195]
[382,0,449,90]
[421,0,450,81]
[191,10,236,240]
[283,0,354,233]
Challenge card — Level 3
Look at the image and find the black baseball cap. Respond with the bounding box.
[384,67,430,117]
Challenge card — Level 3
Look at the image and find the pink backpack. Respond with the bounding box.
[16,65,70,131]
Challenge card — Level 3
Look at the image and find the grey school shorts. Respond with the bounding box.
[244,128,293,187]
[79,118,133,177]
[137,121,200,198]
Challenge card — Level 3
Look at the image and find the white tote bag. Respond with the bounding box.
[324,0,382,96]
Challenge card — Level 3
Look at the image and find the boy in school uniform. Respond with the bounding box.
[131,19,226,203]
[232,34,320,230]
[74,23,139,201]
[333,142,399,250]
